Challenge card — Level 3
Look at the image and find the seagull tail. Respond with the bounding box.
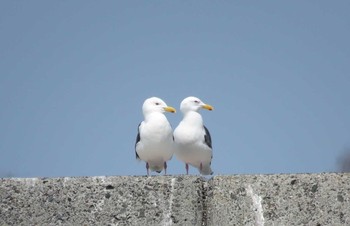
[200,165,213,175]
[149,164,163,173]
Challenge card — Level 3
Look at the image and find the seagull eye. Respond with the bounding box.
[194,100,200,104]
[155,102,160,105]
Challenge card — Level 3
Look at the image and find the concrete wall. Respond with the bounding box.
[1,173,349,225]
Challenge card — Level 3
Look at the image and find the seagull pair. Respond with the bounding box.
[135,96,214,176]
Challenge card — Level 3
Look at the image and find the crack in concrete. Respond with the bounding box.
[200,178,209,226]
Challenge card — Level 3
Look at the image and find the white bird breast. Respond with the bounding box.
[137,120,174,163]
[174,125,205,145]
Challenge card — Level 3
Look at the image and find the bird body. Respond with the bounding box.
[174,97,213,175]
[135,97,176,175]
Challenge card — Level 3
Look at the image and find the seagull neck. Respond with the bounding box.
[144,112,166,122]
[182,111,203,125]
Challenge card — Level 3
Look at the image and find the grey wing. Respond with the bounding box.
[203,125,212,149]
[204,125,213,163]
[135,122,141,159]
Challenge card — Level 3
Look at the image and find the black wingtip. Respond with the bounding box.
[203,125,212,149]
[135,122,141,159]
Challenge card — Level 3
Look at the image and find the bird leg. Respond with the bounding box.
[164,161,167,175]
[186,163,189,175]
[146,162,149,176]
[200,162,203,171]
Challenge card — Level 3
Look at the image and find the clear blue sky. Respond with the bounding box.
[1,1,349,178]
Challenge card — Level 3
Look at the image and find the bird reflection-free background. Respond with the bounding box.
[1,1,350,178]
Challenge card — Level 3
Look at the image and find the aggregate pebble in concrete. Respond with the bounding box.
[207,173,350,226]
[0,176,205,226]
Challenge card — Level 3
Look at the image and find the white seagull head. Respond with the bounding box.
[142,97,176,116]
[180,96,213,114]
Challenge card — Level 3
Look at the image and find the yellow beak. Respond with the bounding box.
[164,106,176,113]
[202,104,214,111]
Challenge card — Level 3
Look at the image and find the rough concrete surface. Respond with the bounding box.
[1,173,349,225]
[207,173,350,226]
[0,176,205,226]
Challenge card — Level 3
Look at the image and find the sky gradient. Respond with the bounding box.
[1,1,350,177]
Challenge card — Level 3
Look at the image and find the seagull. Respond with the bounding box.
[174,96,214,175]
[135,97,176,176]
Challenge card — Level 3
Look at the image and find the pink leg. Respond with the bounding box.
[146,162,149,176]
[164,162,167,175]
[186,163,189,175]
